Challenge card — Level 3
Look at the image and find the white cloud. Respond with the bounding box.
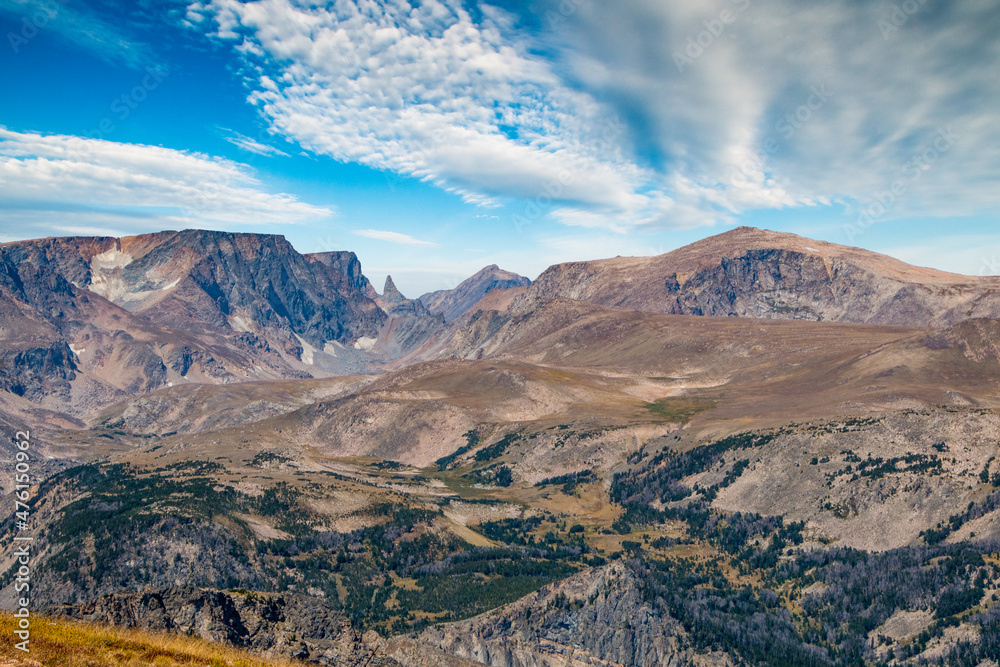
[224,132,290,157]
[549,0,1000,223]
[0,129,332,232]
[188,0,1000,232]
[188,0,677,229]
[354,229,437,247]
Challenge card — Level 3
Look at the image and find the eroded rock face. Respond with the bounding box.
[520,227,1000,327]
[419,265,531,323]
[307,250,379,299]
[0,342,77,401]
[0,231,387,416]
[420,563,732,667]
[52,586,486,667]
[52,587,401,666]
[375,276,447,358]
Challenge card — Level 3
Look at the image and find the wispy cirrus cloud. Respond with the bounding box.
[354,229,437,247]
[0,129,332,234]
[185,0,676,229]
[1,0,157,68]
[531,0,1000,225]
[223,131,290,157]
[185,0,1000,234]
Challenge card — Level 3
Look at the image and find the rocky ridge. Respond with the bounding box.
[420,562,732,667]
[518,227,1000,326]
[419,265,531,322]
[0,230,389,421]
[50,586,405,666]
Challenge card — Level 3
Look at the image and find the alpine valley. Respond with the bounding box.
[4,226,1000,667]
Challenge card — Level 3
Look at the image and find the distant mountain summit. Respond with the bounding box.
[519,226,1000,327]
[0,230,386,413]
[380,275,406,302]
[305,250,378,299]
[4,225,998,426]
[375,275,445,357]
[419,264,531,322]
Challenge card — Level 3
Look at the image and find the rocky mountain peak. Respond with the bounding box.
[382,274,404,301]
[419,264,531,322]
[306,250,378,299]
[0,230,389,412]
[518,227,1000,327]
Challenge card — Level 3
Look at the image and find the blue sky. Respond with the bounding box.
[1,0,999,296]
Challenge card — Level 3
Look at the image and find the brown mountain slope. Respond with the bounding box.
[92,374,375,435]
[519,226,1000,326]
[127,300,1000,474]
[0,231,391,421]
[4,230,386,348]
[419,265,530,322]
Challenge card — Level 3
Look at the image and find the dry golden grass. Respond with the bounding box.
[0,613,301,667]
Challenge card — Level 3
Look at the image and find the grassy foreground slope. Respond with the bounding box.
[0,613,301,667]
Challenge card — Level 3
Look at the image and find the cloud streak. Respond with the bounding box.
[0,129,332,233]
[538,0,1000,223]
[1,0,157,68]
[186,0,1000,232]
[187,0,676,228]
[224,132,290,157]
[354,229,437,247]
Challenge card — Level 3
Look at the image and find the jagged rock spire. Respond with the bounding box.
[382,275,405,301]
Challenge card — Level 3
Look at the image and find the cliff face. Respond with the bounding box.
[420,562,732,667]
[3,230,386,346]
[51,568,732,667]
[375,276,446,358]
[52,586,401,666]
[52,586,481,667]
[0,230,387,417]
[306,250,379,299]
[521,227,1000,327]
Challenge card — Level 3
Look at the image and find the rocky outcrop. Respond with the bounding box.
[519,227,1000,327]
[51,586,484,667]
[375,276,446,358]
[924,318,1000,363]
[419,265,531,322]
[0,341,77,401]
[0,231,389,416]
[51,587,402,666]
[420,562,731,667]
[306,250,379,299]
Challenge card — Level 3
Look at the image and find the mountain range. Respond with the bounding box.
[3,226,1000,666]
